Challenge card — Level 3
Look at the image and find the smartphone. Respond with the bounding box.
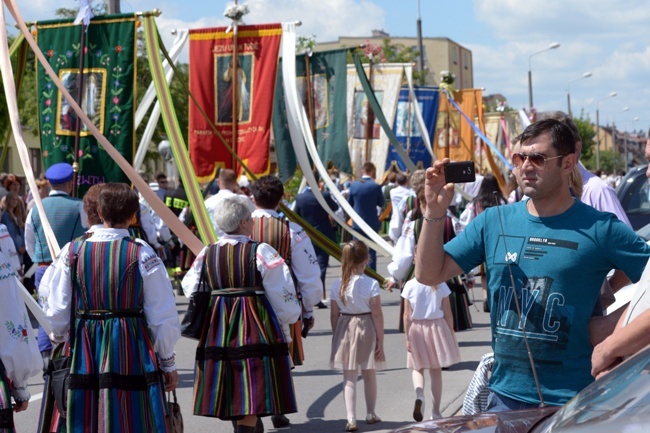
[444,161,476,183]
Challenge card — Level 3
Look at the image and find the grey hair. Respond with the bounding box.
[214,196,251,234]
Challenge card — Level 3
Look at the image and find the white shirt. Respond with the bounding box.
[0,251,41,401]
[181,235,301,339]
[39,228,180,369]
[388,190,416,243]
[330,274,380,314]
[25,190,89,259]
[0,224,20,272]
[251,209,322,317]
[204,189,255,237]
[387,214,417,281]
[401,279,451,320]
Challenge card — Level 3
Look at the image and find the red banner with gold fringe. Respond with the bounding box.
[189,24,282,182]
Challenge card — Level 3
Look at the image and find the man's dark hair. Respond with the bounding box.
[251,175,284,209]
[520,118,576,158]
[362,162,376,176]
[396,173,408,186]
[155,172,167,182]
[98,183,139,226]
[542,111,581,145]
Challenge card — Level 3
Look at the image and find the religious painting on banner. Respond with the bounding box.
[346,64,403,180]
[386,86,439,172]
[189,25,282,182]
[36,14,137,197]
[434,89,482,163]
[272,48,351,182]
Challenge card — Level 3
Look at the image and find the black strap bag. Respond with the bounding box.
[180,261,210,340]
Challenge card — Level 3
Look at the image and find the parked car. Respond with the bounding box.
[391,342,650,433]
[617,164,650,231]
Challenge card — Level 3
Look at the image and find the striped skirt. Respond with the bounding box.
[66,316,167,433]
[193,293,297,419]
[0,360,14,433]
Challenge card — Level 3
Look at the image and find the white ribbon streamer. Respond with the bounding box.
[281,23,393,258]
[0,4,54,333]
[404,64,434,158]
[74,0,94,27]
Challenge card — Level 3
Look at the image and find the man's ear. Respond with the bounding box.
[563,152,578,172]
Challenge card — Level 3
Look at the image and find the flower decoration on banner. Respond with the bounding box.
[440,70,456,94]
[297,35,316,56]
[496,99,507,112]
[363,40,386,63]
[224,3,250,32]
[528,107,537,123]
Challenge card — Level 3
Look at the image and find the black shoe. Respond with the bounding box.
[315,301,328,309]
[255,418,265,433]
[413,399,423,422]
[271,414,290,428]
[483,301,490,313]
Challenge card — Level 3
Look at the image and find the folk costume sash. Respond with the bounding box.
[188,24,282,181]
[35,14,137,197]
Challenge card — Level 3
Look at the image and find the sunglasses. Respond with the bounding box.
[512,152,565,169]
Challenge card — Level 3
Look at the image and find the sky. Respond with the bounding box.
[8,0,650,135]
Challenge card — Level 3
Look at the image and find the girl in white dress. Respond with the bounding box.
[403,279,460,421]
[330,240,385,432]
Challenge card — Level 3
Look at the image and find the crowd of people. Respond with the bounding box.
[3,111,650,432]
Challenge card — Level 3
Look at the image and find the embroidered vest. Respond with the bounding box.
[251,216,292,267]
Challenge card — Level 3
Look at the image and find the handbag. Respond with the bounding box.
[50,240,85,418]
[165,390,184,433]
[180,261,210,340]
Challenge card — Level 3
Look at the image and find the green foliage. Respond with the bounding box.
[347,38,427,85]
[584,149,624,174]
[572,111,596,167]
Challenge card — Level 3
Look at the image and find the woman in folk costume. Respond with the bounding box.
[387,186,472,332]
[0,250,42,433]
[249,176,322,429]
[40,183,180,432]
[182,196,301,433]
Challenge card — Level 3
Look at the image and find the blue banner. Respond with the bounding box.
[386,86,439,171]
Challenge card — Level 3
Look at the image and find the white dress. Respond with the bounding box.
[402,279,461,370]
[329,274,386,371]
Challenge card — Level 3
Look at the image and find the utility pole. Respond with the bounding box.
[108,0,121,14]
[416,0,425,84]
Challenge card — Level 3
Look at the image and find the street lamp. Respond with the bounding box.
[528,42,560,110]
[566,72,592,116]
[595,91,617,171]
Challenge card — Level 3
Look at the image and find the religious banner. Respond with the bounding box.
[273,48,351,182]
[386,86,439,171]
[346,63,402,180]
[36,14,137,196]
[189,24,282,182]
[434,89,483,163]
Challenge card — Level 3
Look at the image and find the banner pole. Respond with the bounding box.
[230,1,240,171]
[71,24,88,197]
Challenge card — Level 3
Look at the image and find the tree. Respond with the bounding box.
[348,38,426,85]
[572,111,596,165]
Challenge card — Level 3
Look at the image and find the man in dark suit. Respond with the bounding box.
[347,162,385,271]
[294,182,339,307]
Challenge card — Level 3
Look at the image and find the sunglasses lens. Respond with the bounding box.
[528,154,546,167]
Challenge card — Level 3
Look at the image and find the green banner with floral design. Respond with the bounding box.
[36,14,136,197]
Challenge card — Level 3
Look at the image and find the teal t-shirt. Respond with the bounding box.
[445,199,650,406]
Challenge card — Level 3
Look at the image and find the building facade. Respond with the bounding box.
[316,30,473,89]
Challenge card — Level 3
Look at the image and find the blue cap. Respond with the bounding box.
[45,162,74,184]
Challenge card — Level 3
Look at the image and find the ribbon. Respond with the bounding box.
[73,0,95,27]
[442,89,513,170]
[4,0,204,256]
